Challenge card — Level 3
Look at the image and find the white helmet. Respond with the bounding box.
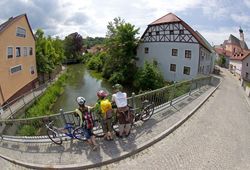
[76,96,86,105]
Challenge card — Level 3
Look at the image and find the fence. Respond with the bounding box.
[0,81,51,119]
[0,76,215,139]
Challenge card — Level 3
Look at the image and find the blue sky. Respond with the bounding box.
[0,0,250,46]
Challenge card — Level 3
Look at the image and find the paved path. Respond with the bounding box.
[0,82,216,169]
[97,69,250,170]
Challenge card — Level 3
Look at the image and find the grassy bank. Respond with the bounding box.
[17,71,68,136]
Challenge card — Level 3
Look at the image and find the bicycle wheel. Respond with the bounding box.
[47,128,62,145]
[92,120,105,138]
[141,103,154,121]
[73,126,86,141]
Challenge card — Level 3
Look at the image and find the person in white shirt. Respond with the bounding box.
[112,84,131,137]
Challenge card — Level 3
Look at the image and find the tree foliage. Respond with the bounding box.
[64,32,83,60]
[133,61,165,91]
[83,36,105,48]
[103,17,140,84]
[35,29,65,74]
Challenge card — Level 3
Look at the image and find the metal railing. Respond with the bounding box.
[0,76,214,140]
[0,81,51,119]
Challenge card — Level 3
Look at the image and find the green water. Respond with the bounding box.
[51,64,132,113]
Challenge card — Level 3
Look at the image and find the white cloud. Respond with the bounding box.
[231,13,250,24]
[244,0,250,8]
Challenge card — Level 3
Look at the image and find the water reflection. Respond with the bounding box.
[52,64,133,113]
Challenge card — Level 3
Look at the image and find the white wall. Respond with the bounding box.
[242,56,250,80]
[137,42,200,82]
[230,60,242,76]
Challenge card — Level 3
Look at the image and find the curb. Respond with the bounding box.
[0,81,221,169]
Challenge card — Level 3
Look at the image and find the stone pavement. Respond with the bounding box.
[0,82,218,169]
[93,68,250,170]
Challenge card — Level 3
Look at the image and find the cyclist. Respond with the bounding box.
[75,96,98,151]
[94,90,113,140]
[111,84,131,138]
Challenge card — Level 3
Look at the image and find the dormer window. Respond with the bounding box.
[16,27,26,38]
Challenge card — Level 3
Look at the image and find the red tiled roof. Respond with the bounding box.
[230,50,250,61]
[214,48,232,58]
[147,13,211,52]
[149,13,181,25]
[0,14,35,40]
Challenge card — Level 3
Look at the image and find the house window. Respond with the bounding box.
[183,66,190,75]
[16,27,26,38]
[156,31,159,35]
[246,72,249,79]
[10,65,22,74]
[170,30,174,35]
[148,32,152,36]
[179,30,184,35]
[170,64,176,72]
[185,50,191,59]
[23,47,28,56]
[29,47,33,55]
[247,63,249,67]
[30,66,35,75]
[145,47,149,54]
[7,47,13,58]
[16,47,21,57]
[172,49,178,56]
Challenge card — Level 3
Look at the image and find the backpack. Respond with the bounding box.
[100,99,113,119]
[75,107,94,129]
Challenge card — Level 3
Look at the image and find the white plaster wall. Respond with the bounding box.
[137,42,200,82]
[242,56,250,80]
[230,60,242,75]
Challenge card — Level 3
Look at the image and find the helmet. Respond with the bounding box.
[76,96,86,105]
[97,90,108,98]
[112,84,123,91]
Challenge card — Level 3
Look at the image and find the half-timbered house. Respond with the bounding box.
[137,13,212,82]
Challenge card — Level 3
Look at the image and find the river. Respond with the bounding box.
[51,64,132,113]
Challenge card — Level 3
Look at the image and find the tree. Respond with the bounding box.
[217,55,226,67]
[103,17,140,84]
[35,29,65,82]
[64,32,83,61]
[133,61,165,91]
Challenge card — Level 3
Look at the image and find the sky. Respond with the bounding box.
[0,0,250,46]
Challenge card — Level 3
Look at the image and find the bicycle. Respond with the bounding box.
[45,118,104,145]
[45,120,76,145]
[112,100,154,134]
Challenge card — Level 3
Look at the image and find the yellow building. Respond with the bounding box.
[0,14,37,106]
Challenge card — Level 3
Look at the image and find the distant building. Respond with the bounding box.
[0,14,37,106]
[136,13,212,82]
[215,28,250,80]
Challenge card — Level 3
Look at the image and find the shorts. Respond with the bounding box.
[101,119,112,133]
[118,123,131,133]
[84,128,93,140]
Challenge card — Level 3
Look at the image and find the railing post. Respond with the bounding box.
[22,95,26,106]
[189,79,193,95]
[7,102,13,115]
[170,83,176,106]
[131,92,136,110]
[60,109,67,125]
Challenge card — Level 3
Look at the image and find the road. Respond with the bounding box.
[97,69,250,170]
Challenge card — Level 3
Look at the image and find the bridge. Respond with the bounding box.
[0,71,248,169]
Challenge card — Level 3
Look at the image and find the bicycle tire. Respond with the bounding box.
[47,128,62,145]
[141,103,154,121]
[92,120,105,138]
[73,126,86,141]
